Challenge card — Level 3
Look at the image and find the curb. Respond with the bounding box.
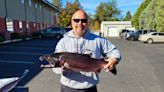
[0,38,32,45]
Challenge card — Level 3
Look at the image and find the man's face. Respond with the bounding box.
[71,11,88,37]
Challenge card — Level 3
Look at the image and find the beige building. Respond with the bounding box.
[101,21,135,37]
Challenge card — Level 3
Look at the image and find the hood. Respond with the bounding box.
[63,29,91,38]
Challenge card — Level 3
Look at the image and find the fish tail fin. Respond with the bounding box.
[110,68,117,75]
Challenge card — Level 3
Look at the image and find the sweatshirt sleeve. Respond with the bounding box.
[101,38,121,62]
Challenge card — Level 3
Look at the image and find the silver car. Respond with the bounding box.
[32,27,66,39]
[138,32,164,43]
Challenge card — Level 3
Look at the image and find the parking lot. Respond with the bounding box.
[0,38,164,92]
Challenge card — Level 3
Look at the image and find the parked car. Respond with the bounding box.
[126,30,155,41]
[120,30,135,40]
[64,27,72,32]
[119,29,130,38]
[126,31,140,41]
[138,32,164,43]
[32,27,66,39]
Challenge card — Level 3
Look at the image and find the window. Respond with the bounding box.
[26,23,29,32]
[21,0,24,4]
[152,33,157,35]
[159,33,164,36]
[40,5,42,10]
[29,0,32,6]
[6,18,13,32]
[19,21,23,32]
[35,4,37,9]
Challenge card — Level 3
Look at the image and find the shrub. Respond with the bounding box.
[0,32,5,42]
[11,32,21,39]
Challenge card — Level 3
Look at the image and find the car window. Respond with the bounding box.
[152,33,158,35]
[143,31,148,34]
[47,28,51,32]
[159,33,164,36]
[51,28,58,31]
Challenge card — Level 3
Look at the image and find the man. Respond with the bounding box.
[53,9,121,92]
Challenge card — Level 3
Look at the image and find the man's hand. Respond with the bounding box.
[104,57,118,72]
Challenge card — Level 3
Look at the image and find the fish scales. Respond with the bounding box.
[40,52,117,75]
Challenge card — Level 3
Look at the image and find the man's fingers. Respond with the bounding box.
[104,64,115,72]
[104,62,111,69]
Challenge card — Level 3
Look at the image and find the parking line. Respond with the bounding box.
[0,46,52,50]
[0,52,44,55]
[0,60,35,64]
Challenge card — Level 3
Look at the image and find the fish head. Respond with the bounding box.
[39,53,63,67]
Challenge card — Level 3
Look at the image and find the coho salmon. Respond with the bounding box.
[39,52,117,75]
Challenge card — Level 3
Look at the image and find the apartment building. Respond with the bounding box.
[0,0,60,40]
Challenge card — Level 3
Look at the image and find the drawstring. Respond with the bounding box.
[75,37,86,54]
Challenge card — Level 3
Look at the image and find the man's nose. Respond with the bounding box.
[78,20,82,24]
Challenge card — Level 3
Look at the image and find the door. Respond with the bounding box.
[108,27,118,37]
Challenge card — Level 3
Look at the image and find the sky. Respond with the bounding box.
[48,0,143,16]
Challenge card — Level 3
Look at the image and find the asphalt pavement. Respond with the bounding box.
[0,37,164,92]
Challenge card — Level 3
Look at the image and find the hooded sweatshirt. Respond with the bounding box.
[53,29,121,89]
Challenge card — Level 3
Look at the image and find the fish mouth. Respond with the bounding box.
[39,56,44,61]
[39,55,60,68]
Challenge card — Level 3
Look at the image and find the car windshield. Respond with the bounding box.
[144,32,152,35]
[52,28,61,31]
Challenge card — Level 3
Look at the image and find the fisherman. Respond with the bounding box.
[53,9,121,92]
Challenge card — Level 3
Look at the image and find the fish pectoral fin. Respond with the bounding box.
[63,62,70,69]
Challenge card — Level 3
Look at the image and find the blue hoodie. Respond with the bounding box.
[53,29,121,89]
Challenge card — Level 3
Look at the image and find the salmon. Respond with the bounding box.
[39,52,117,75]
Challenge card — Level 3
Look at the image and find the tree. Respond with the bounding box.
[131,0,152,29]
[155,0,164,32]
[139,0,164,32]
[52,0,62,9]
[74,0,83,9]
[95,1,120,22]
[93,1,120,30]
[58,2,82,27]
[109,0,120,19]
[139,0,156,30]
[123,11,132,21]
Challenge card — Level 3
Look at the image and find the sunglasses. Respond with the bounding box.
[73,19,88,23]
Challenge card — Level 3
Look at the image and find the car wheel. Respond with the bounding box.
[56,34,62,39]
[131,37,135,41]
[38,34,43,39]
[147,38,153,43]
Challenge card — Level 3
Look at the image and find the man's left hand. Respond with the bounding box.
[104,57,118,72]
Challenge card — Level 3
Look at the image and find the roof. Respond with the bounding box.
[101,21,132,25]
[42,0,61,13]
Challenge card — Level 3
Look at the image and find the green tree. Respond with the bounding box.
[94,1,120,30]
[95,1,120,22]
[58,2,81,27]
[131,0,152,29]
[74,0,83,9]
[139,0,156,30]
[123,11,132,21]
[52,0,62,9]
[155,0,164,32]
[139,0,164,32]
[109,0,120,19]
